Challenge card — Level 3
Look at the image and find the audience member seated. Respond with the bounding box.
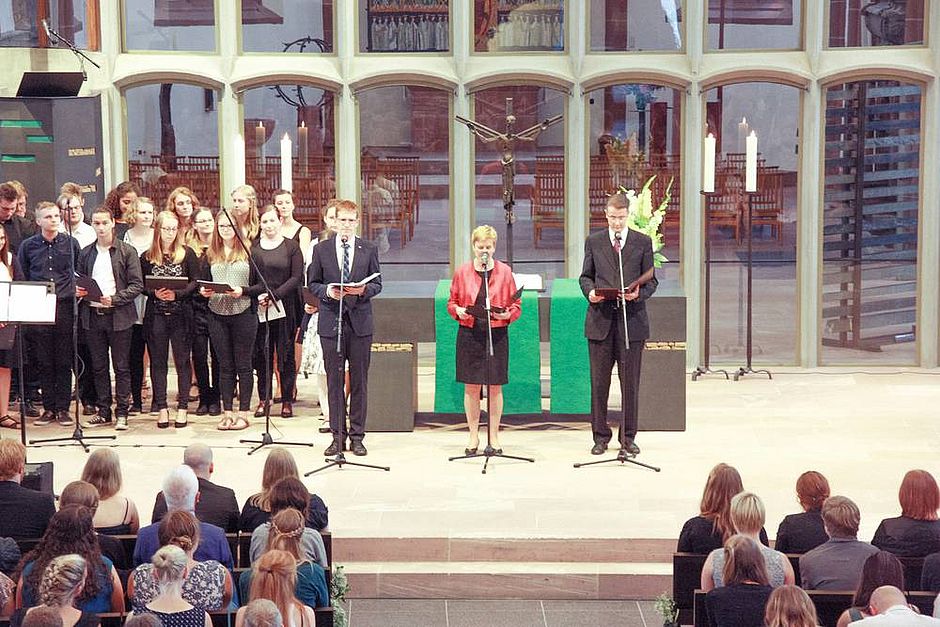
[238,509,328,609]
[1,536,21,576]
[872,469,940,558]
[855,585,940,625]
[775,470,830,554]
[151,444,240,533]
[128,511,232,612]
[701,492,795,591]
[239,448,328,533]
[15,506,124,614]
[1,570,13,616]
[242,599,282,627]
[800,495,879,591]
[124,614,162,627]
[234,551,315,627]
[58,481,129,571]
[80,449,140,535]
[764,585,819,627]
[134,466,233,570]
[703,535,773,627]
[921,551,940,593]
[18,605,65,627]
[131,545,212,627]
[11,555,98,627]
[677,463,768,554]
[248,478,328,568]
[836,550,906,627]
[0,440,55,541]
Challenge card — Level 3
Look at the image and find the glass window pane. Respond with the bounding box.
[474,0,564,52]
[587,84,682,283]
[821,80,920,365]
[704,83,800,365]
[123,0,215,52]
[358,86,451,280]
[126,83,221,209]
[472,86,566,278]
[706,0,802,50]
[589,0,683,52]
[242,1,334,53]
[359,0,450,52]
[243,84,337,229]
[0,0,98,49]
[828,0,926,47]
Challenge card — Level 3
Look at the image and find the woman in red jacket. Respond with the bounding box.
[447,225,521,454]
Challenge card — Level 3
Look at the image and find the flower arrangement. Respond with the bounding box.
[653,591,680,626]
[330,564,350,627]
[618,174,673,268]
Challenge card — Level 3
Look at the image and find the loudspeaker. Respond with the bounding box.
[366,343,416,432]
[23,461,54,495]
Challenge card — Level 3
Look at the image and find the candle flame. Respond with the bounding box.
[748,130,756,137]
[257,121,263,128]
[741,117,747,125]
[707,132,714,139]
[300,121,306,128]
[283,132,290,140]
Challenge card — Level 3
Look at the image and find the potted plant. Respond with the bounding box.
[654,591,680,627]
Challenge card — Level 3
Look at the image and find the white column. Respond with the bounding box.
[452,85,472,268]
[98,1,122,188]
[918,78,939,367]
[219,85,244,196]
[683,86,704,370]
[798,82,821,366]
[335,0,358,203]
[566,91,586,277]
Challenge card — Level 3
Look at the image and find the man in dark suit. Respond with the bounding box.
[307,199,382,457]
[0,440,56,541]
[579,192,658,456]
[150,443,239,532]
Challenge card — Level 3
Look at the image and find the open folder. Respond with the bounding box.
[465,285,525,319]
[594,267,655,300]
[327,272,380,292]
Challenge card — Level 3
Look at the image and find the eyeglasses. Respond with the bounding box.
[218,224,235,230]
[161,227,179,233]
[194,218,214,224]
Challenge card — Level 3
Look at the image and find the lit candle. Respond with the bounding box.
[232,131,246,188]
[737,117,749,154]
[745,130,758,192]
[703,133,716,193]
[255,121,265,160]
[280,132,292,192]
[298,121,309,176]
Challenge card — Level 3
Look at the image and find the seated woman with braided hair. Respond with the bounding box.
[132,545,211,627]
[235,550,315,627]
[128,510,232,612]
[11,554,98,627]
[14,506,124,613]
[238,509,328,609]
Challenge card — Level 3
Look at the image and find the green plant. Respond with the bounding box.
[618,174,673,268]
[330,564,350,627]
[653,591,680,625]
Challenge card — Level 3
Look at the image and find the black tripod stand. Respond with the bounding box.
[574,233,659,473]
[693,191,729,381]
[734,192,772,381]
[448,253,534,474]
[306,236,389,475]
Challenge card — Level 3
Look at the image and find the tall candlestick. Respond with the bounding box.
[703,133,716,193]
[737,117,749,154]
[745,130,758,192]
[255,121,265,161]
[298,121,309,176]
[280,132,292,192]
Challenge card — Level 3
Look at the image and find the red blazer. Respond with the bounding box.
[447,260,521,329]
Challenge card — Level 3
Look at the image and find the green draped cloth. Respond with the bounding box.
[434,279,541,414]
[549,278,591,414]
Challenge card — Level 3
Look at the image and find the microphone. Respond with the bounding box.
[481,251,489,264]
[340,234,348,244]
[42,19,55,43]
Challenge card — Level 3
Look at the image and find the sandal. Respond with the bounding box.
[229,416,250,431]
[217,413,234,431]
[0,415,20,429]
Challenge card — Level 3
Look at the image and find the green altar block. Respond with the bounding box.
[549,279,591,414]
[434,280,541,414]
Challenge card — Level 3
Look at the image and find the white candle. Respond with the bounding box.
[280,133,292,192]
[298,121,309,176]
[255,121,265,160]
[737,117,749,153]
[232,131,246,188]
[703,133,716,193]
[745,130,758,192]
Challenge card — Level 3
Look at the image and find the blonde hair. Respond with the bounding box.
[730,491,766,535]
[151,544,188,590]
[123,196,154,227]
[764,585,818,627]
[249,550,301,624]
[249,448,299,512]
[190,208,215,257]
[207,210,248,264]
[38,554,86,607]
[146,210,186,265]
[232,184,260,241]
[80,448,123,500]
[0,439,26,481]
[471,225,497,245]
[267,508,306,561]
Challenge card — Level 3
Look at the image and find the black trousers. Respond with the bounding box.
[208,310,258,412]
[30,300,75,412]
[192,328,220,406]
[588,321,644,446]
[148,313,192,410]
[128,324,146,407]
[254,318,296,403]
[77,325,97,407]
[85,311,132,418]
[321,319,371,442]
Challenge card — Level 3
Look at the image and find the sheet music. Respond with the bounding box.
[0,281,56,323]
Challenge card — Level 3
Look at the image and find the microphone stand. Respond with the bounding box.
[307,235,389,475]
[449,254,534,474]
[42,19,100,82]
[225,209,313,455]
[574,232,659,472]
[31,213,114,451]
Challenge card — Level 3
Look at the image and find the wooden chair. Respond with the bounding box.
[362,169,409,248]
[751,169,785,241]
[532,155,565,246]
[709,172,744,243]
[589,156,614,230]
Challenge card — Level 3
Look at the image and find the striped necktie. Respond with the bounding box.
[342,242,350,283]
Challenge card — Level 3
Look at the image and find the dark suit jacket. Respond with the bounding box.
[0,480,56,541]
[579,229,658,342]
[306,235,382,338]
[150,477,240,533]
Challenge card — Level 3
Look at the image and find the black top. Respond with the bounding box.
[238,493,329,532]
[0,214,37,255]
[0,481,56,541]
[677,515,770,554]
[97,532,130,571]
[151,477,240,534]
[16,232,80,299]
[872,516,940,557]
[921,551,940,592]
[775,510,828,554]
[705,583,773,627]
[11,608,99,627]
[251,238,304,331]
[140,247,200,318]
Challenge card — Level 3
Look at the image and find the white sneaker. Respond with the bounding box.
[116,415,129,431]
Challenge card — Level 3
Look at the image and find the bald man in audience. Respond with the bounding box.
[243,599,283,627]
[856,586,940,625]
[799,495,879,590]
[0,440,55,541]
[151,443,239,533]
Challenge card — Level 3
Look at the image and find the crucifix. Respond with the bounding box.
[456,97,563,267]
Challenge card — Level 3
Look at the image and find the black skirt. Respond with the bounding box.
[455,324,509,385]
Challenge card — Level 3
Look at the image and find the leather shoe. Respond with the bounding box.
[280,402,293,418]
[195,404,209,416]
[324,440,343,456]
[253,402,269,418]
[591,442,607,455]
[350,440,367,456]
[624,439,640,455]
